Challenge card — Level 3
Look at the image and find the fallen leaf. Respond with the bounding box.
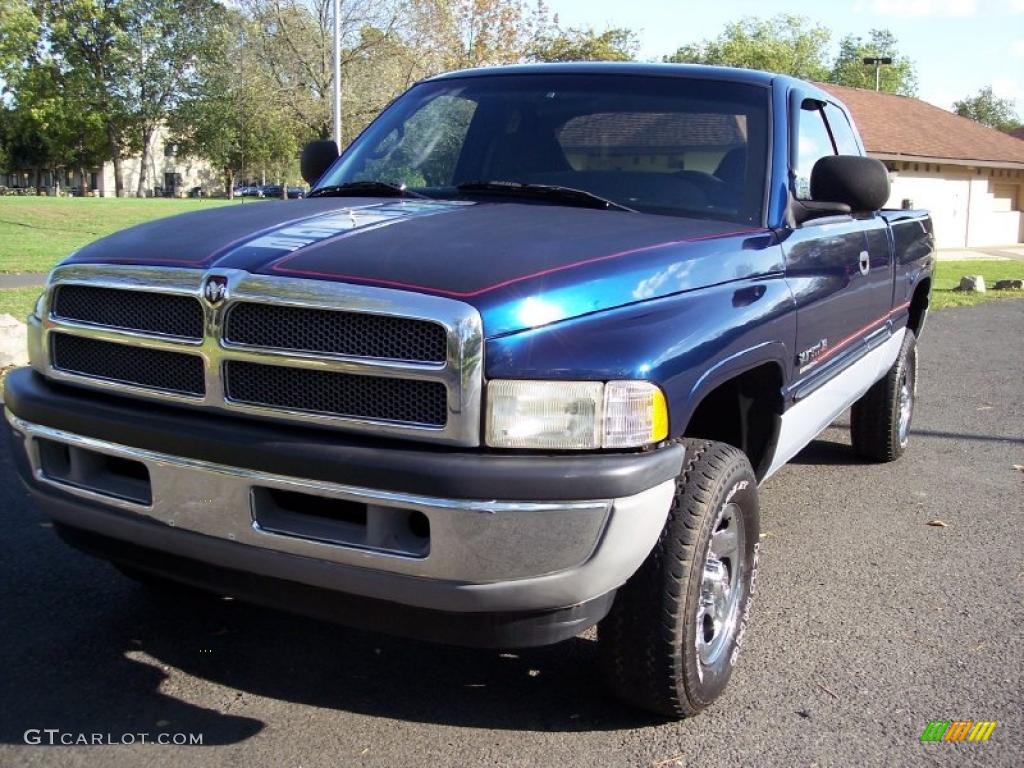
[976,405,993,411]
[926,519,948,528]
[360,748,369,756]
[1013,465,1024,473]
[528,669,541,677]
[759,532,775,539]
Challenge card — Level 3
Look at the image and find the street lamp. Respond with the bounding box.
[333,0,341,151]
[862,56,893,92]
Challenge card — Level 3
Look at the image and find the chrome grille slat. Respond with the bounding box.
[38,265,484,447]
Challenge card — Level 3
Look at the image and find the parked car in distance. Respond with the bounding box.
[188,186,205,198]
[6,63,934,719]
[260,185,306,199]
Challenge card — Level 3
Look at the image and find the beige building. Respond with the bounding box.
[3,126,217,197]
[822,83,1024,249]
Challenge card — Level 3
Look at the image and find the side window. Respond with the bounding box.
[824,104,861,156]
[793,106,835,199]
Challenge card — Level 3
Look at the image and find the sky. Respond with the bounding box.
[543,0,1024,113]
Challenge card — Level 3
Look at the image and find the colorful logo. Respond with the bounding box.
[920,720,997,742]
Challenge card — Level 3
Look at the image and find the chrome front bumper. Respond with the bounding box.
[7,411,676,613]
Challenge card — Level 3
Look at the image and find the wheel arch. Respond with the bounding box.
[908,276,931,337]
[679,348,787,481]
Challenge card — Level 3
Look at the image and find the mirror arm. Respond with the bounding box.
[790,199,853,225]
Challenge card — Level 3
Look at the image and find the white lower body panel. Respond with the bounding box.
[764,328,906,480]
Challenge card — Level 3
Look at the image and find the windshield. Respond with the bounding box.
[319,74,770,225]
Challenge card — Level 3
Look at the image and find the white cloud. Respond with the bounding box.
[860,0,978,16]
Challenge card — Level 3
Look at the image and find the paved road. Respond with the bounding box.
[0,273,46,289]
[1,300,1021,768]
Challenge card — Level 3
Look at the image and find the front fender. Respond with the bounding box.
[484,276,796,437]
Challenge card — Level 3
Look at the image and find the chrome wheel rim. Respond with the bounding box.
[696,502,745,672]
[898,368,913,447]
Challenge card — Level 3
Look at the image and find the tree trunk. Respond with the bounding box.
[280,180,287,200]
[34,167,42,195]
[136,126,154,198]
[226,169,234,200]
[106,124,124,198]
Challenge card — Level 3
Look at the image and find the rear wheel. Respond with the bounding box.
[851,329,917,462]
[598,439,760,718]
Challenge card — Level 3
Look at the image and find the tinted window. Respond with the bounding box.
[324,75,770,225]
[794,106,835,199]
[824,104,861,156]
[354,95,477,188]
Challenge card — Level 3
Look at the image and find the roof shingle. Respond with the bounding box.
[817,83,1024,167]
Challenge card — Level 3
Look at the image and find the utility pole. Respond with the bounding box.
[333,0,342,151]
[862,56,893,92]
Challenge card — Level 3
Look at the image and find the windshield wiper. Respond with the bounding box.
[456,181,637,213]
[309,181,428,199]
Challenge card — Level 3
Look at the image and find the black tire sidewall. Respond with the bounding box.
[680,458,760,707]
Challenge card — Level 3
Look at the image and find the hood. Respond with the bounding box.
[65,198,780,336]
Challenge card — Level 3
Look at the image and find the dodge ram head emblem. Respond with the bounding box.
[203,276,228,305]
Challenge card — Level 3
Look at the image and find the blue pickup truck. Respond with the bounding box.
[5,63,933,718]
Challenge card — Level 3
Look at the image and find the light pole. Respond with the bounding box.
[862,56,893,92]
[332,0,341,151]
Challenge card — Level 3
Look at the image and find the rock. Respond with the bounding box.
[0,314,29,368]
[957,275,986,293]
[993,279,1023,291]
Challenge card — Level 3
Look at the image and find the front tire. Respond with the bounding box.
[598,439,760,719]
[851,328,917,462]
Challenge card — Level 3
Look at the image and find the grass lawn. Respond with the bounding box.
[0,285,41,321]
[931,260,1024,310]
[0,197,241,274]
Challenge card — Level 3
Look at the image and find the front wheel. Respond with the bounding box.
[598,439,760,719]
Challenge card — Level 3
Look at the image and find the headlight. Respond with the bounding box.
[485,379,668,450]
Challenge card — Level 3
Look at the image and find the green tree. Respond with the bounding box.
[527,26,638,62]
[663,14,832,81]
[953,87,1021,132]
[830,29,917,95]
[245,0,408,143]
[47,0,136,195]
[0,0,38,82]
[170,14,300,196]
[121,0,230,196]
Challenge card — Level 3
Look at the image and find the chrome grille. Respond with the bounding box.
[51,333,205,395]
[53,284,204,339]
[224,302,446,362]
[225,361,448,426]
[38,265,483,446]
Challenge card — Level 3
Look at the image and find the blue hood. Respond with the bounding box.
[64,198,781,336]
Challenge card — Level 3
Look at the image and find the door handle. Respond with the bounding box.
[859,250,870,276]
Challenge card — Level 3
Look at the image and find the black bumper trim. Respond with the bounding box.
[54,522,614,648]
[4,368,683,501]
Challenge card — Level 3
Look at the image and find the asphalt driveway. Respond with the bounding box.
[1,299,1021,767]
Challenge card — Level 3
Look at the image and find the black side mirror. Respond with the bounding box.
[300,140,340,186]
[792,155,890,224]
[811,155,890,212]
